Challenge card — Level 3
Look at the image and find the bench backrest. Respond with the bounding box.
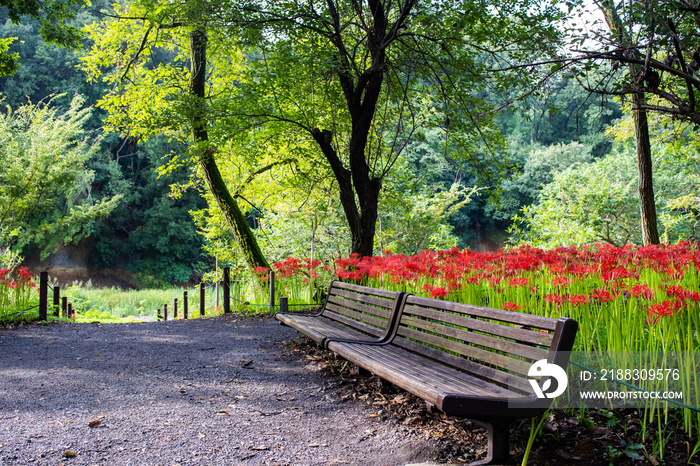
[321,281,405,340]
[392,295,578,395]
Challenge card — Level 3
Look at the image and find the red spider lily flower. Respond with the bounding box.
[601,266,635,282]
[665,285,700,304]
[508,277,529,288]
[0,268,10,281]
[571,265,596,278]
[569,294,589,307]
[423,283,448,299]
[629,284,655,300]
[666,267,684,280]
[303,259,322,269]
[503,301,524,311]
[665,285,685,299]
[488,276,503,287]
[646,299,684,325]
[544,293,567,307]
[590,289,613,303]
[16,267,33,281]
[447,280,462,292]
[684,291,700,303]
[549,276,570,287]
[253,266,269,281]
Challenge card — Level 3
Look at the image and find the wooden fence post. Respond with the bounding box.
[269,270,275,314]
[53,286,60,317]
[279,296,288,313]
[67,303,73,318]
[183,291,188,319]
[200,282,205,316]
[164,303,168,321]
[62,297,67,317]
[39,271,48,321]
[174,298,178,320]
[223,267,230,314]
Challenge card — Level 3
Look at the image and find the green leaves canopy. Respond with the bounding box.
[0,96,121,257]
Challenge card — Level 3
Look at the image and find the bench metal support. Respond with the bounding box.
[471,420,509,465]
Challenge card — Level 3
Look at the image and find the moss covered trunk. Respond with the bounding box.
[190,27,270,270]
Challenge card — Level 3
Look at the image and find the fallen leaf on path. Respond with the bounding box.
[307,443,328,447]
[62,451,76,458]
[88,420,101,428]
[249,445,269,451]
[216,410,229,416]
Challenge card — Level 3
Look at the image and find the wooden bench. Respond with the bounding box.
[278,286,578,465]
[275,280,406,347]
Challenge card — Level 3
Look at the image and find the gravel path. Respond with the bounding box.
[0,316,440,465]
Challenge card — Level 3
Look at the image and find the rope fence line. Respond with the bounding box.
[155,268,322,322]
[13,268,319,324]
[1,305,40,321]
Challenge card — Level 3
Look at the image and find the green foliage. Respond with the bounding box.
[509,147,639,247]
[82,0,575,259]
[563,0,700,125]
[89,136,208,284]
[379,150,478,254]
[509,112,700,247]
[0,96,121,257]
[0,0,87,77]
[0,37,18,76]
[0,266,38,323]
[0,5,108,117]
[489,141,595,223]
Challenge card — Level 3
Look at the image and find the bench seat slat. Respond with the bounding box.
[276,313,381,344]
[406,295,559,331]
[327,340,528,410]
[395,325,534,377]
[322,310,386,338]
[326,296,393,319]
[332,281,400,299]
[398,314,551,362]
[402,304,554,347]
[275,281,403,346]
[329,289,396,310]
[362,341,530,397]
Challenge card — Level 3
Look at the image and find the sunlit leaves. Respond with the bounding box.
[0,96,122,256]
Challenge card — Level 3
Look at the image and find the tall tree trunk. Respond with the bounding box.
[632,93,660,245]
[311,127,381,258]
[189,27,270,270]
[598,0,660,245]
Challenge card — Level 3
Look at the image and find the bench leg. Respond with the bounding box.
[470,420,509,465]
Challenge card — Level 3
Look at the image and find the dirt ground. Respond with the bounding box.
[0,316,444,465]
[1,315,695,465]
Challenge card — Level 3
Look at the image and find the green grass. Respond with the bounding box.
[65,285,225,321]
[62,280,287,322]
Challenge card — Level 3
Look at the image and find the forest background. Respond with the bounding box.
[0,0,699,289]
